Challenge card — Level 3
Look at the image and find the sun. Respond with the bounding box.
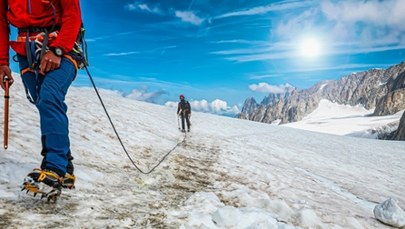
[299,37,322,58]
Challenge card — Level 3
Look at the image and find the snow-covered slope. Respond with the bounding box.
[284,99,404,138]
[0,79,404,228]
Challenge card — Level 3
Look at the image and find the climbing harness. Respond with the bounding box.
[18,28,55,104]
[17,25,87,104]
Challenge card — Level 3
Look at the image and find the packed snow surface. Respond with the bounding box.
[0,79,404,228]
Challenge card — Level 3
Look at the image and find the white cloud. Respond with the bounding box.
[126,88,167,103]
[125,2,204,26]
[165,99,240,115]
[175,10,204,25]
[321,0,405,46]
[211,39,266,45]
[274,9,317,39]
[190,99,210,112]
[125,3,137,11]
[104,51,139,57]
[225,51,295,62]
[125,2,163,15]
[210,41,298,62]
[216,1,311,19]
[281,63,384,74]
[191,99,240,115]
[321,0,405,29]
[274,0,405,47]
[220,42,405,63]
[230,0,402,65]
[249,74,282,80]
[249,83,294,94]
[164,101,178,108]
[210,99,229,113]
[138,4,152,12]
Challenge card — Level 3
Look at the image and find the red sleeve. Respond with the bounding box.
[0,0,9,66]
[50,0,82,54]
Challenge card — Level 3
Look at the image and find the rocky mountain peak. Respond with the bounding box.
[238,61,405,140]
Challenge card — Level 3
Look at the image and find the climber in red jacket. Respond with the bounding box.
[0,0,82,201]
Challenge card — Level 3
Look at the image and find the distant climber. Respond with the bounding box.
[177,94,191,132]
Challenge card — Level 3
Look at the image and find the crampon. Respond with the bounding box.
[21,169,63,202]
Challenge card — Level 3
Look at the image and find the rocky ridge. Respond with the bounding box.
[239,61,405,140]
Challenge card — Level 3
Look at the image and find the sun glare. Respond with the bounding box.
[299,37,322,58]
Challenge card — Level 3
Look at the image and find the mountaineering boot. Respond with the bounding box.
[22,169,63,202]
[64,155,76,189]
[62,173,76,189]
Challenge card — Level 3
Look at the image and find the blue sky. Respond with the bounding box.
[10,0,405,115]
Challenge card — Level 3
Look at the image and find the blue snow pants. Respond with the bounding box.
[18,55,76,177]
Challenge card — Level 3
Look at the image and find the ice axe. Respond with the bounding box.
[177,113,180,130]
[3,77,10,149]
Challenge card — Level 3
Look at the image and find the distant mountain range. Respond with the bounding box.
[238,61,405,140]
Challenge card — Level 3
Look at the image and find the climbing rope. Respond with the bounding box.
[84,66,186,174]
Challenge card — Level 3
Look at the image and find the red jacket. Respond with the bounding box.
[0,0,82,66]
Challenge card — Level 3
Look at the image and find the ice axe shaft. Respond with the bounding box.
[4,78,9,149]
[177,113,180,130]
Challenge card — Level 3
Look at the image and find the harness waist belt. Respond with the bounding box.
[18,26,60,34]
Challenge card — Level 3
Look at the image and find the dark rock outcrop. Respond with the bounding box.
[392,112,405,140]
[239,97,258,120]
[374,71,405,116]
